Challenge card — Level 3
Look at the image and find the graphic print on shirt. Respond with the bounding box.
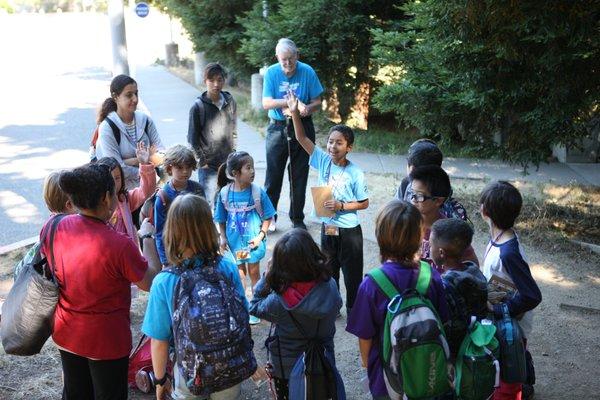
[278,81,300,95]
[227,196,251,261]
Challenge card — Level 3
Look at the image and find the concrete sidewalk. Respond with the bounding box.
[136,65,599,187]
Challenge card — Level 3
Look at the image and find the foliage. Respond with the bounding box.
[238,0,404,121]
[152,0,256,79]
[372,1,600,168]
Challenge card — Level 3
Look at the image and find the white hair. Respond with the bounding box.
[275,38,298,56]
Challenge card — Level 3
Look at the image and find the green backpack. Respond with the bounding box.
[368,261,451,399]
[455,320,500,400]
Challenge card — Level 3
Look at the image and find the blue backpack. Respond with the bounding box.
[166,256,256,396]
[494,303,527,383]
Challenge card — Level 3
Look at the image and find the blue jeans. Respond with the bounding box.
[264,117,315,223]
[197,166,215,203]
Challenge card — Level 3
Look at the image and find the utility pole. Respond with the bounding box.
[108,0,130,76]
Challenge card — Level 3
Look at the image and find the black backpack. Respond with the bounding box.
[287,312,346,400]
[89,118,149,162]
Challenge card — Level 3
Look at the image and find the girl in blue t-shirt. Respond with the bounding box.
[214,151,276,325]
[286,90,369,316]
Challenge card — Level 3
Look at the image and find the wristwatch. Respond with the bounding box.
[150,371,170,387]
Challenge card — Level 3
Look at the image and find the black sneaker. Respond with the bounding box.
[292,220,307,230]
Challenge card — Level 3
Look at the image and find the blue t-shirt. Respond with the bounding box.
[214,184,276,265]
[142,256,248,342]
[309,147,368,228]
[154,180,205,265]
[263,61,324,121]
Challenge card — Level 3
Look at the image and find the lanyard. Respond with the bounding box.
[483,229,505,263]
[323,160,347,198]
[230,187,249,238]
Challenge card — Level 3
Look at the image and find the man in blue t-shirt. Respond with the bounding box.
[262,37,324,230]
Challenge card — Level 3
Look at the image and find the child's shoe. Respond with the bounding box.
[249,315,261,325]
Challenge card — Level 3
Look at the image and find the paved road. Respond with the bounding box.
[0,12,186,247]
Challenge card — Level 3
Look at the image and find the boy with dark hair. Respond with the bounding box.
[187,62,237,203]
[409,165,478,271]
[396,138,469,222]
[154,145,205,266]
[479,180,542,400]
[396,139,443,200]
[430,218,488,358]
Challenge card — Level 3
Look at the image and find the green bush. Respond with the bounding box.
[372,1,600,168]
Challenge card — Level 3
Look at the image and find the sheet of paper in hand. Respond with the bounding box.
[311,186,335,218]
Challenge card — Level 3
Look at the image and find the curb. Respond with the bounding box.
[0,236,37,256]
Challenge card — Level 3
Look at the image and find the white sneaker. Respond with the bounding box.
[268,220,276,232]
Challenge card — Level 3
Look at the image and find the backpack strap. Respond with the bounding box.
[415,260,432,295]
[251,183,263,218]
[157,189,169,207]
[367,268,399,300]
[105,118,121,146]
[195,98,207,132]
[221,183,261,214]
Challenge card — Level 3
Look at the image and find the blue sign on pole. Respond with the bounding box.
[135,2,150,18]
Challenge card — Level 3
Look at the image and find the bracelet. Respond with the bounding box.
[140,233,154,240]
[259,229,267,239]
[339,201,345,211]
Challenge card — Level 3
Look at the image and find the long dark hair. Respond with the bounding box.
[215,151,253,202]
[96,74,136,124]
[262,229,331,295]
[59,163,115,210]
[96,157,128,202]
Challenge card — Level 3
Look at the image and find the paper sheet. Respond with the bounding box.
[311,186,335,218]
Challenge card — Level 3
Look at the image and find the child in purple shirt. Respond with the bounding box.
[346,200,449,399]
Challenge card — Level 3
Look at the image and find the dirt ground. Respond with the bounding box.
[1,172,599,400]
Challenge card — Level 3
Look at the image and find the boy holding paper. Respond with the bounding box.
[286,90,369,316]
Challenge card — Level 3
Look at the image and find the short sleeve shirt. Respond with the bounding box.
[309,147,368,228]
[346,261,449,397]
[142,256,248,342]
[213,185,276,265]
[263,61,324,121]
[43,214,148,359]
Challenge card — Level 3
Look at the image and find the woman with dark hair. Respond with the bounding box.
[41,163,162,399]
[249,228,343,399]
[96,74,164,190]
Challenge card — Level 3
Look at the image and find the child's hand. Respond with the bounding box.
[138,218,155,238]
[155,377,172,400]
[136,142,150,164]
[323,199,340,211]
[248,235,262,249]
[285,89,299,113]
[219,236,229,252]
[298,100,310,117]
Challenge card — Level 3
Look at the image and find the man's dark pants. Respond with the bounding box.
[264,117,315,224]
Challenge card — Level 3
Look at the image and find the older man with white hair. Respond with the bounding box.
[262,38,324,231]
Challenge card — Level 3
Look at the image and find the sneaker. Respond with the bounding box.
[249,315,261,325]
[268,220,276,233]
[292,220,307,230]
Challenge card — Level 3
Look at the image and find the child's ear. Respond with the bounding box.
[434,197,446,208]
[347,144,353,153]
[65,200,75,214]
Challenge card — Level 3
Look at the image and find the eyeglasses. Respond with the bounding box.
[410,193,438,203]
